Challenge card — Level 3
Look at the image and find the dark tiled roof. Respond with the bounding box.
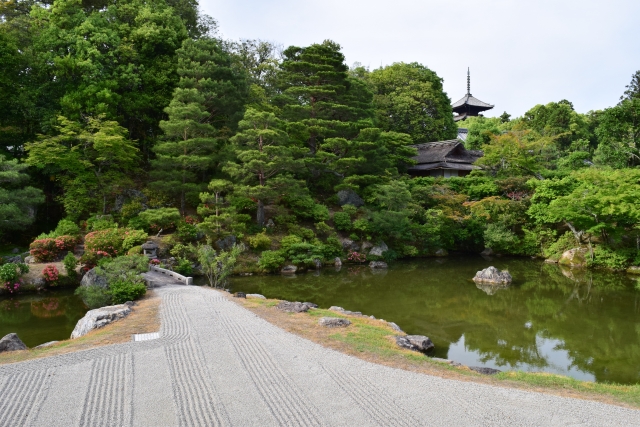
[408,140,483,171]
[451,94,494,109]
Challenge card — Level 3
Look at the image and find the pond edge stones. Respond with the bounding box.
[70,302,134,339]
[276,301,312,313]
[472,266,512,285]
[319,317,351,327]
[0,333,28,353]
[395,335,435,354]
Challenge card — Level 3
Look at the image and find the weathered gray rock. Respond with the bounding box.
[319,317,351,327]
[334,257,342,267]
[472,266,512,285]
[336,190,364,207]
[469,366,501,375]
[281,265,297,275]
[329,306,345,312]
[215,235,237,251]
[34,341,59,349]
[3,255,22,264]
[24,255,35,264]
[0,333,28,353]
[80,267,108,288]
[71,304,132,339]
[434,248,448,257]
[233,292,246,298]
[558,248,588,268]
[113,189,148,213]
[276,301,309,313]
[313,258,322,269]
[360,241,373,252]
[368,241,388,257]
[340,238,360,252]
[303,302,318,309]
[369,261,388,269]
[395,335,434,353]
[388,322,404,333]
[246,293,266,299]
[480,247,494,256]
[266,218,275,228]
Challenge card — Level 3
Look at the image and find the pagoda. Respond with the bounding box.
[451,69,493,122]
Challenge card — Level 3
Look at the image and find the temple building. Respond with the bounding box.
[451,69,494,122]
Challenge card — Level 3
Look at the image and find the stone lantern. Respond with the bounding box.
[141,241,159,259]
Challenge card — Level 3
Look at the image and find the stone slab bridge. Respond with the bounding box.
[141,265,193,288]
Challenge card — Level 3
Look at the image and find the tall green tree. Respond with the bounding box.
[0,154,44,240]
[26,115,138,218]
[225,108,305,225]
[151,38,247,214]
[366,62,457,144]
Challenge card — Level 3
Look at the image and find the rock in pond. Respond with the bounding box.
[233,292,246,298]
[434,248,448,257]
[369,261,388,269]
[469,366,501,375]
[395,335,434,354]
[313,258,322,269]
[334,257,342,267]
[559,248,588,268]
[246,293,266,299]
[276,301,310,313]
[71,303,132,339]
[319,317,351,327]
[281,265,297,275]
[473,266,512,285]
[0,333,28,353]
[368,241,388,257]
[80,267,108,288]
[388,322,404,333]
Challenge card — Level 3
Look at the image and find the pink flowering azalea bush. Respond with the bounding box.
[0,263,29,294]
[347,251,367,263]
[82,227,148,270]
[30,235,79,262]
[42,264,59,286]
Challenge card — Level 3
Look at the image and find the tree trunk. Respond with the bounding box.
[564,221,583,244]
[256,199,265,226]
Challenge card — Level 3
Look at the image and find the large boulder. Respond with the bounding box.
[71,303,132,339]
[215,235,237,251]
[472,266,512,285]
[558,248,588,268]
[80,267,108,288]
[336,190,364,207]
[276,301,310,313]
[319,317,351,328]
[281,265,297,275]
[3,255,22,264]
[0,333,28,353]
[395,335,434,353]
[340,238,360,252]
[369,241,388,257]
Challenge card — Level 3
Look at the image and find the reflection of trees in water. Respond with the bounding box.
[0,299,31,325]
[232,258,640,383]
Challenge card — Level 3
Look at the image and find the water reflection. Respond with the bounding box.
[0,290,88,347]
[230,257,640,384]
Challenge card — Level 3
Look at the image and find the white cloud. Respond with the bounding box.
[201,0,640,117]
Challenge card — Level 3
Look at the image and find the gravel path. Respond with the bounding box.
[0,285,638,426]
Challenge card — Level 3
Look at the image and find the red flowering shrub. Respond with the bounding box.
[85,228,126,257]
[347,251,367,263]
[42,264,59,285]
[30,235,79,262]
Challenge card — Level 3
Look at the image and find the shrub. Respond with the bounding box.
[122,229,148,251]
[63,252,77,276]
[198,245,242,287]
[36,219,82,239]
[42,264,59,285]
[0,263,28,293]
[177,221,198,241]
[29,238,58,262]
[543,232,578,260]
[280,235,302,252]
[138,208,181,232]
[589,246,631,270]
[174,258,193,276]
[86,215,117,231]
[85,228,126,257]
[347,251,366,263]
[333,212,352,231]
[314,221,333,236]
[170,243,198,261]
[127,245,142,255]
[342,204,358,216]
[259,250,286,272]
[483,223,520,255]
[96,255,149,285]
[321,236,343,259]
[286,242,324,267]
[109,280,147,304]
[311,204,330,222]
[248,232,271,250]
[75,286,112,309]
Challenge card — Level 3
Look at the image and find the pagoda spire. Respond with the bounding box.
[467,67,470,95]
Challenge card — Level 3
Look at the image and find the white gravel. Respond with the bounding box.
[0,285,638,426]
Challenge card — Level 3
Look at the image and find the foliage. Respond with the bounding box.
[198,244,242,287]
[176,221,198,242]
[137,208,181,233]
[29,235,78,262]
[248,232,272,250]
[0,155,44,238]
[258,250,286,272]
[75,286,112,309]
[170,243,198,261]
[122,229,148,252]
[588,246,631,270]
[0,263,28,293]
[483,223,520,254]
[347,251,366,263]
[94,255,149,286]
[174,258,193,276]
[63,252,77,276]
[37,219,81,239]
[109,280,147,304]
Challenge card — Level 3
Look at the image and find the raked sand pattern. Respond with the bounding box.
[0,285,638,427]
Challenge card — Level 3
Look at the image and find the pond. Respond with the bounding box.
[229,256,640,385]
[0,290,88,348]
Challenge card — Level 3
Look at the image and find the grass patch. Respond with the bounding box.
[0,291,160,366]
[233,293,640,410]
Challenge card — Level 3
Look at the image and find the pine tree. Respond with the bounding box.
[151,38,247,214]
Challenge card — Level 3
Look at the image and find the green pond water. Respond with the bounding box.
[229,256,640,385]
[0,290,88,348]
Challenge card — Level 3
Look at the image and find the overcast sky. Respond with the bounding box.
[201,0,639,118]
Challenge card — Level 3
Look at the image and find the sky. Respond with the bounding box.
[201,0,640,118]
